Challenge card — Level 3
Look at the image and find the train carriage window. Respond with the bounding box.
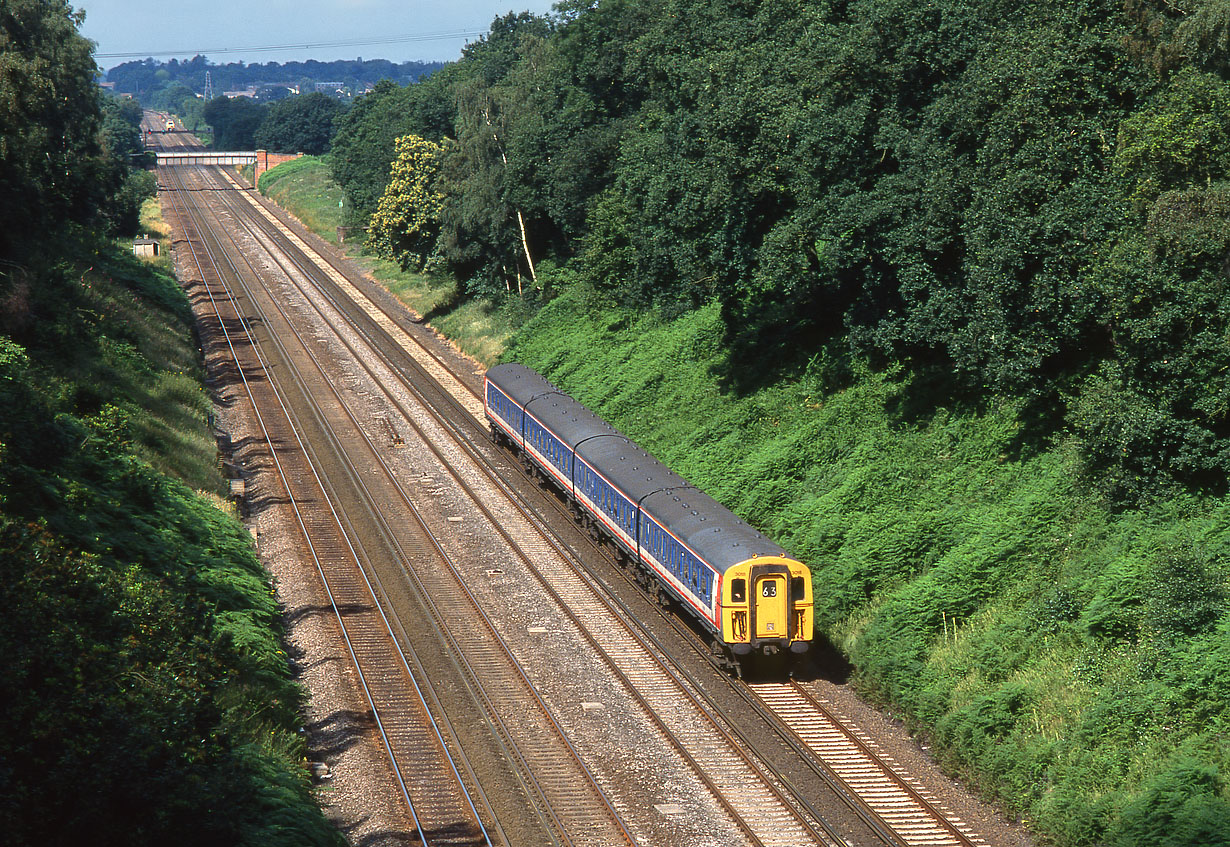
[731,578,746,603]
[791,576,806,600]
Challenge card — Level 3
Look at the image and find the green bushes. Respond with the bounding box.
[0,238,342,846]
[1107,759,1230,847]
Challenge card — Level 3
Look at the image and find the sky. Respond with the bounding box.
[77,0,559,70]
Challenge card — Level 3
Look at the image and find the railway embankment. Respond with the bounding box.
[260,152,1230,847]
[0,216,342,846]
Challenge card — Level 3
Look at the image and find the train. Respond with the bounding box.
[484,363,812,666]
[164,119,175,132]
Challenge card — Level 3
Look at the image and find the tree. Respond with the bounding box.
[149,81,195,113]
[0,0,114,256]
[253,91,346,154]
[435,12,554,294]
[329,70,458,221]
[368,134,444,270]
[202,96,268,150]
[100,94,144,163]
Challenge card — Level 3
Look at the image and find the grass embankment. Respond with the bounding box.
[257,156,515,364]
[258,157,1230,847]
[0,211,342,845]
[257,156,344,242]
[504,286,1230,847]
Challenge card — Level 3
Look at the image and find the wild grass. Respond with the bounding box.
[256,155,345,243]
[249,153,1230,847]
[0,222,342,844]
[504,283,1230,847]
[259,156,517,365]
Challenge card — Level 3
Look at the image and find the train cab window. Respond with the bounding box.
[731,578,746,603]
[791,576,806,600]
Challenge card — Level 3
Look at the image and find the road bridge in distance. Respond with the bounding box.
[156,151,258,167]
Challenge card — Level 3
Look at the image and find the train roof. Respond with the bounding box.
[642,486,789,570]
[487,363,794,569]
[486,362,563,407]
[576,434,789,569]
[525,392,619,445]
[575,435,683,503]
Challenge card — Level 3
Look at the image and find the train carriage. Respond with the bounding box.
[484,363,812,662]
[485,363,554,446]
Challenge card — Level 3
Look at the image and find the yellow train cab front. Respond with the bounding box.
[721,555,813,655]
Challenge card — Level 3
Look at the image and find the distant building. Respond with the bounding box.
[313,81,351,98]
[222,88,258,99]
[256,84,296,102]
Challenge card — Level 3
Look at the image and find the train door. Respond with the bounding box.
[752,569,788,639]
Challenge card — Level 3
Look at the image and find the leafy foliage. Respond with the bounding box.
[254,92,346,155]
[0,231,343,847]
[203,96,269,150]
[105,55,443,103]
[504,284,1230,847]
[325,0,1230,501]
[0,7,341,844]
[0,0,116,255]
[368,134,444,270]
[272,3,1230,844]
[329,72,459,221]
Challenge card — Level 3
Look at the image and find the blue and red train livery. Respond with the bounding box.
[485,363,813,660]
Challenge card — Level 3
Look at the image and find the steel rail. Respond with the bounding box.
[202,168,842,847]
[159,163,495,847]
[200,151,986,847]
[178,164,632,847]
[217,177,984,847]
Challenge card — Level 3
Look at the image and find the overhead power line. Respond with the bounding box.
[93,29,488,59]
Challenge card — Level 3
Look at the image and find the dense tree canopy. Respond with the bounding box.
[0,0,114,254]
[203,95,269,150]
[327,0,1230,504]
[253,91,345,154]
[104,55,444,102]
[329,70,460,222]
[0,5,345,845]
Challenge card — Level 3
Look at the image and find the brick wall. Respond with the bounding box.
[254,150,303,188]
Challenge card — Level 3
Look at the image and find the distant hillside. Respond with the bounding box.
[106,55,447,102]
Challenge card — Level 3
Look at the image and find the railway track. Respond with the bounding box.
[750,682,988,847]
[205,164,993,847]
[150,115,995,847]
[159,161,506,847]
[188,164,839,847]
[162,160,640,846]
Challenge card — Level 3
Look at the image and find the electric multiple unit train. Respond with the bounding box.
[485,363,812,663]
